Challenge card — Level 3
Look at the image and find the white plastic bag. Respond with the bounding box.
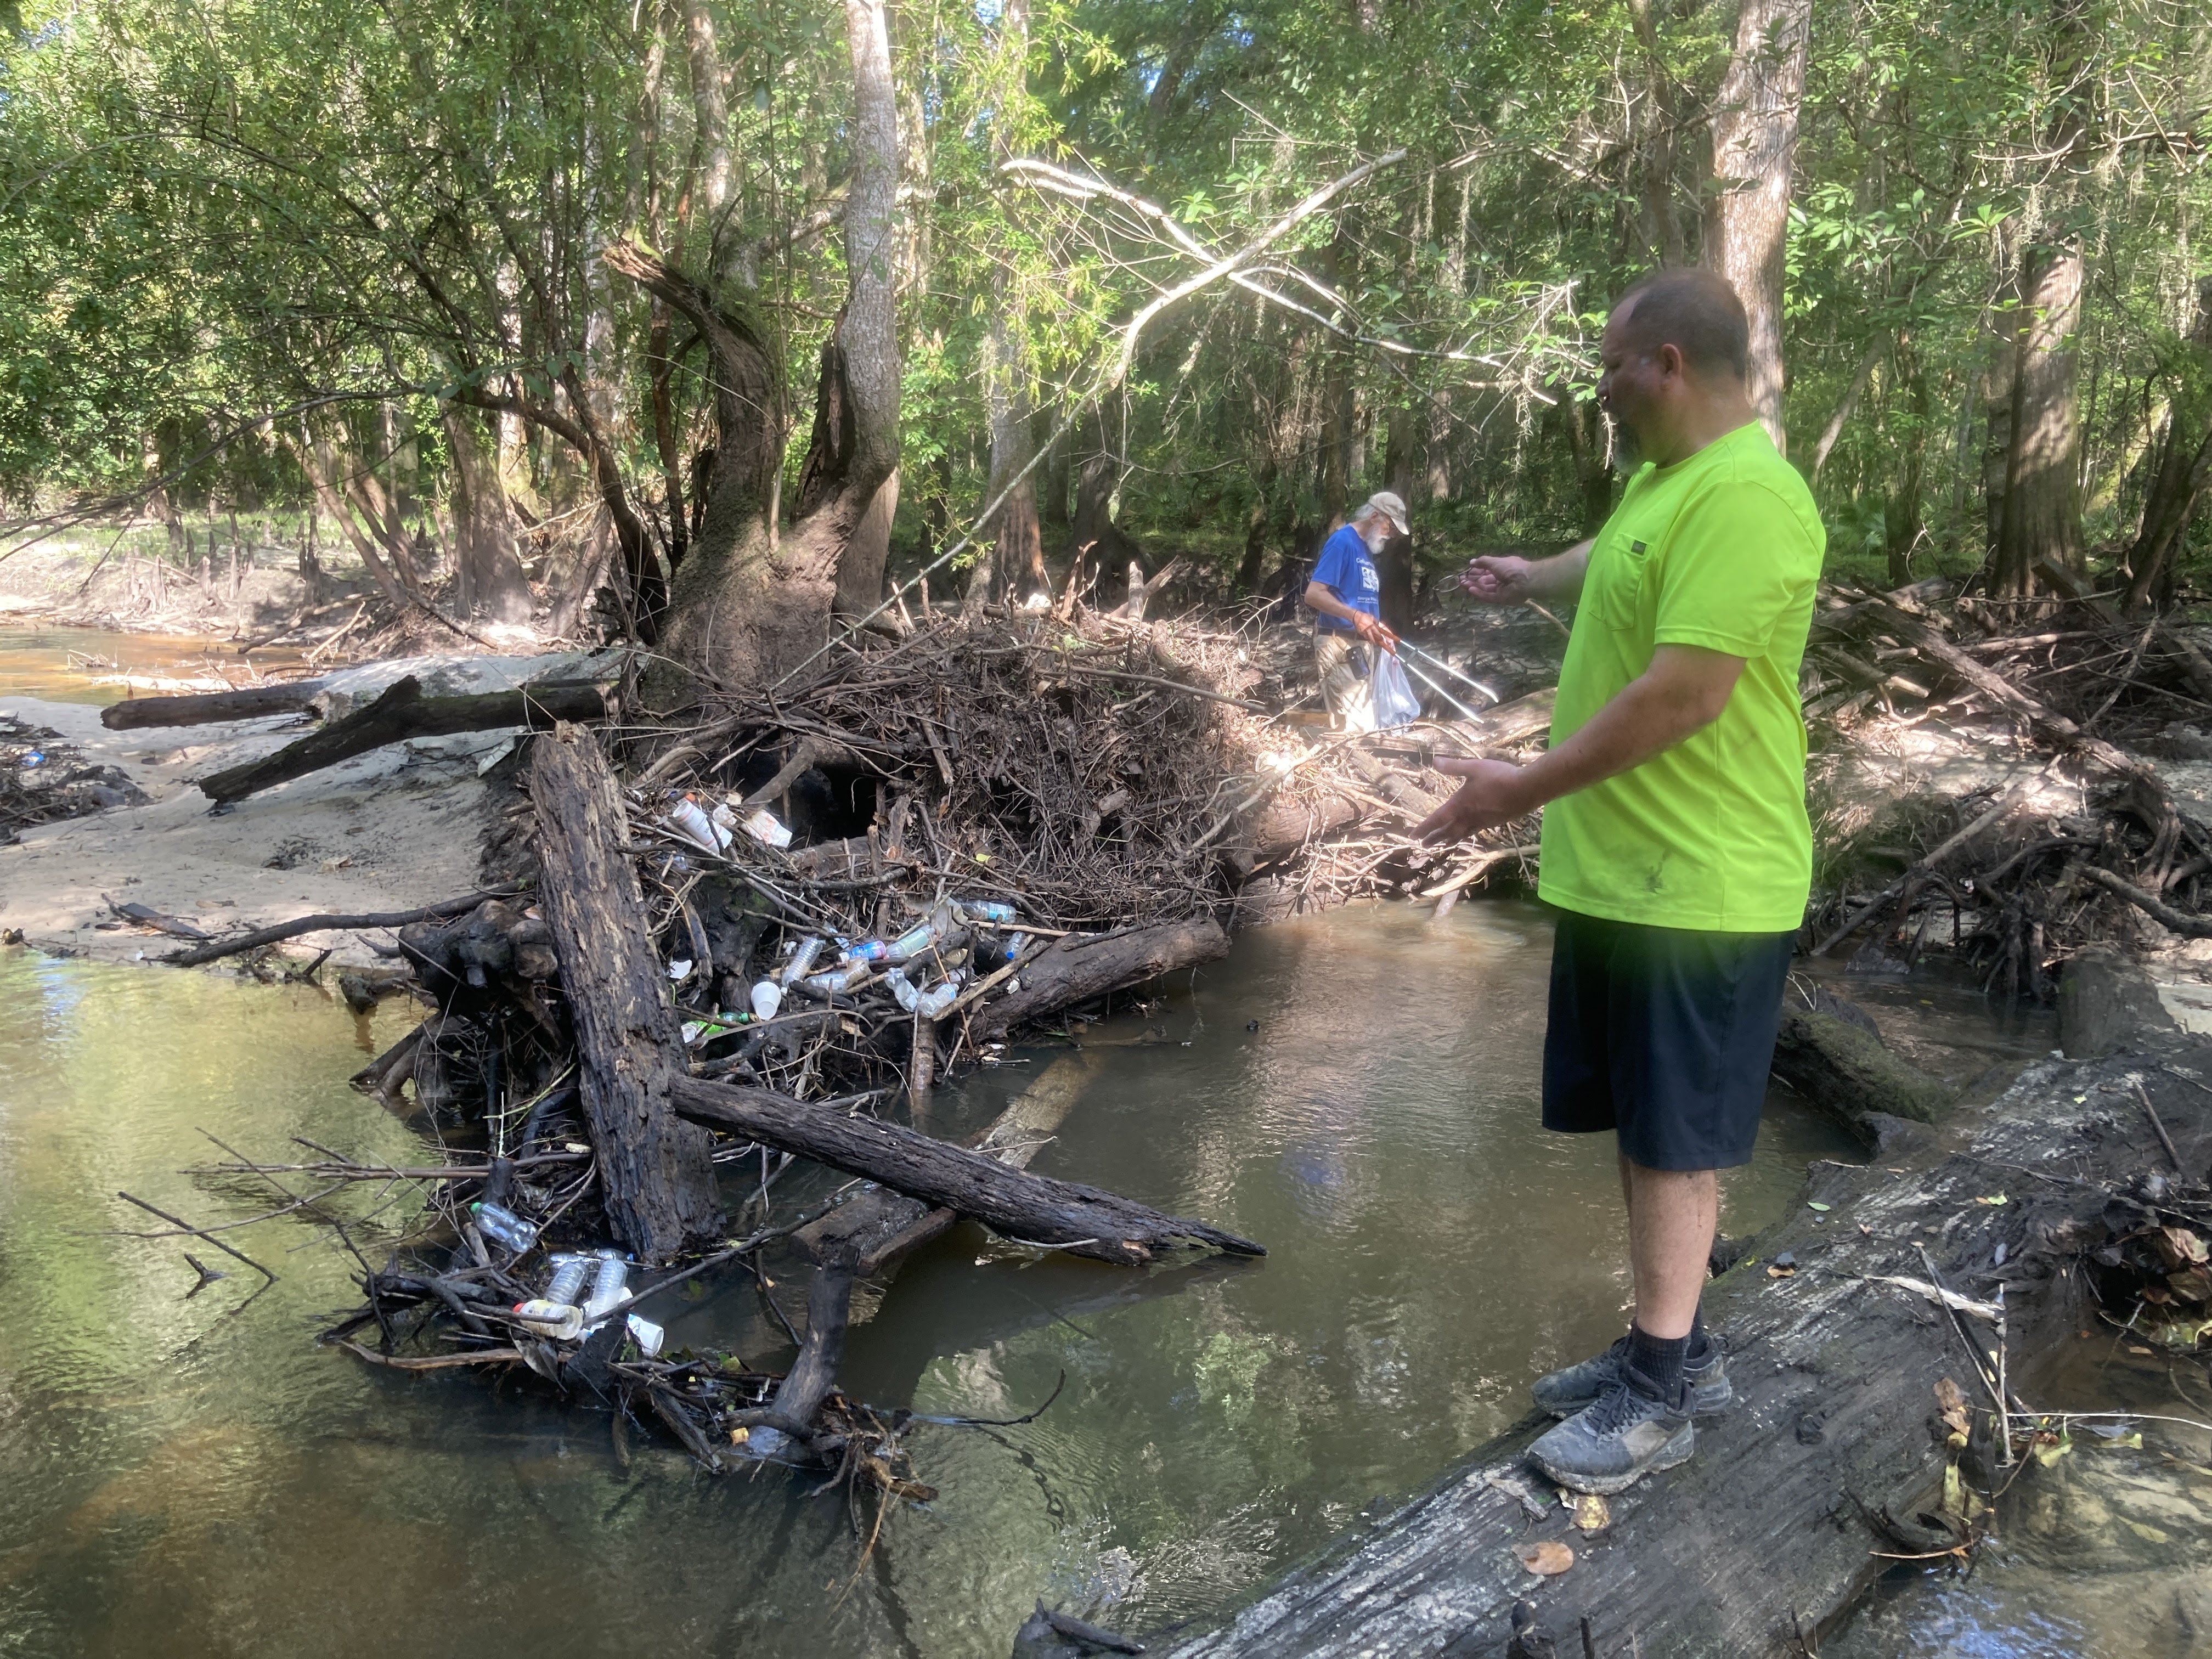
[1371,651,1421,729]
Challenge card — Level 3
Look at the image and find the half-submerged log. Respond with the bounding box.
[198,675,606,802]
[970,916,1230,1040]
[530,724,722,1262]
[668,1074,1262,1265]
[102,679,327,729]
[1159,1045,2211,1657]
[1770,994,1953,1146]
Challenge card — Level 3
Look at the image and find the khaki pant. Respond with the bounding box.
[1314,629,1377,732]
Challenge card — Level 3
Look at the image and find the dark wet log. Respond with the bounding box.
[529,724,723,1263]
[668,1074,1262,1265]
[1159,1045,2212,1658]
[969,916,1230,1040]
[1770,1003,1954,1145]
[101,679,327,729]
[747,1252,859,1438]
[198,675,606,803]
[164,887,521,967]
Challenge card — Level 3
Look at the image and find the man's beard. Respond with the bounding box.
[1604,409,1641,469]
[1360,522,1390,553]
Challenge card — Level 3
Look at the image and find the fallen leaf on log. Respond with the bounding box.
[1571,1494,1609,1534]
[1513,1540,1575,1576]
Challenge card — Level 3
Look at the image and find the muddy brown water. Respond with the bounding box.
[0,623,311,707]
[7,896,2135,1657]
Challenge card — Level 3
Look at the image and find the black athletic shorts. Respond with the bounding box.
[1541,906,1795,1172]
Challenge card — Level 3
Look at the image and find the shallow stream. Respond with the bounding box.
[2,895,2129,1656]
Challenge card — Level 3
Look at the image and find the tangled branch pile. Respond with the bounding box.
[0,713,146,842]
[1804,577,2212,996]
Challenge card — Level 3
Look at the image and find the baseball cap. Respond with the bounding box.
[1363,490,1409,534]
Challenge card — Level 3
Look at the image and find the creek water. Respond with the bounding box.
[0,624,309,706]
[0,899,2089,1659]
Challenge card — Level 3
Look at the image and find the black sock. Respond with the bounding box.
[1627,1323,1690,1396]
[1686,1306,1711,1363]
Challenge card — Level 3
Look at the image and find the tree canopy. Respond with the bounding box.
[3,0,2208,652]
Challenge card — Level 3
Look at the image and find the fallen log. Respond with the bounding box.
[531,724,723,1263]
[102,680,329,729]
[1770,996,1954,1147]
[198,675,606,803]
[1159,1042,2212,1658]
[969,916,1230,1040]
[668,1073,1263,1265]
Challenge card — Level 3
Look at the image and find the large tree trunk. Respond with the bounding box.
[1702,0,1812,451]
[1071,402,1137,568]
[441,405,532,624]
[1883,335,1930,586]
[529,725,724,1262]
[634,0,900,683]
[975,306,1046,607]
[1626,0,1686,267]
[2122,275,2212,613]
[1991,238,2088,594]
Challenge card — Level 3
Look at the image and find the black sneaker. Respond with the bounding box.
[1531,1333,1731,1419]
[1528,1367,1696,1496]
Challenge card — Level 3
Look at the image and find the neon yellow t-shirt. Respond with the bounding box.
[1537,421,1824,933]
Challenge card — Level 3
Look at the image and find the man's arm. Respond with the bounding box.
[1415,644,1744,840]
[1302,579,1398,648]
[1460,539,1593,605]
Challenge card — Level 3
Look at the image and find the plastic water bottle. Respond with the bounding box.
[885,967,919,1013]
[958,900,1017,926]
[806,964,868,994]
[471,1201,538,1253]
[779,936,826,985]
[512,1299,584,1340]
[885,919,943,964]
[915,979,960,1019]
[749,979,783,1020]
[840,938,890,964]
[584,1251,630,1321]
[545,1253,593,1306]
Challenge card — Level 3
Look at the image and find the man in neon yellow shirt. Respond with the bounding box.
[1419,268,1822,1494]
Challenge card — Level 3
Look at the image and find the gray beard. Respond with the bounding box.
[1606,415,1641,470]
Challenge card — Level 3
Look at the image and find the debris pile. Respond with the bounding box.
[1,713,148,842]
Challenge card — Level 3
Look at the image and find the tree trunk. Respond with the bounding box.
[635,0,899,683]
[1991,238,2088,594]
[442,405,533,624]
[1703,0,1812,451]
[1626,0,1686,267]
[1883,336,1929,587]
[529,725,724,1262]
[2123,276,2212,613]
[969,917,1230,1040]
[837,470,899,617]
[978,305,1046,607]
[1071,403,1137,568]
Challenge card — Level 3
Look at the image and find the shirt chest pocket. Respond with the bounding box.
[1592,533,1655,633]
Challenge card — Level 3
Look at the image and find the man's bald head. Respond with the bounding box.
[1610,269,1750,383]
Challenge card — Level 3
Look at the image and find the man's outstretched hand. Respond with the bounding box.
[1416,755,1530,842]
[1458,556,1537,605]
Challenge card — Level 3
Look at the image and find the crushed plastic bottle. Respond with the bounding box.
[915,979,960,1019]
[20,751,43,769]
[956,899,1017,926]
[806,964,868,995]
[840,938,890,964]
[511,1299,585,1340]
[545,1252,594,1306]
[740,807,793,849]
[470,1201,538,1254]
[885,966,919,1013]
[749,979,784,1020]
[625,1313,665,1357]
[778,936,826,986]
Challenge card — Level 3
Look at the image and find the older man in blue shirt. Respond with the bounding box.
[1303,490,1408,730]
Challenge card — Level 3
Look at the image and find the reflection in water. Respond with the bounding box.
[0,905,1872,1656]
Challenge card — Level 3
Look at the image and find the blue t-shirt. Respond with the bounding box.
[1310,524,1380,632]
